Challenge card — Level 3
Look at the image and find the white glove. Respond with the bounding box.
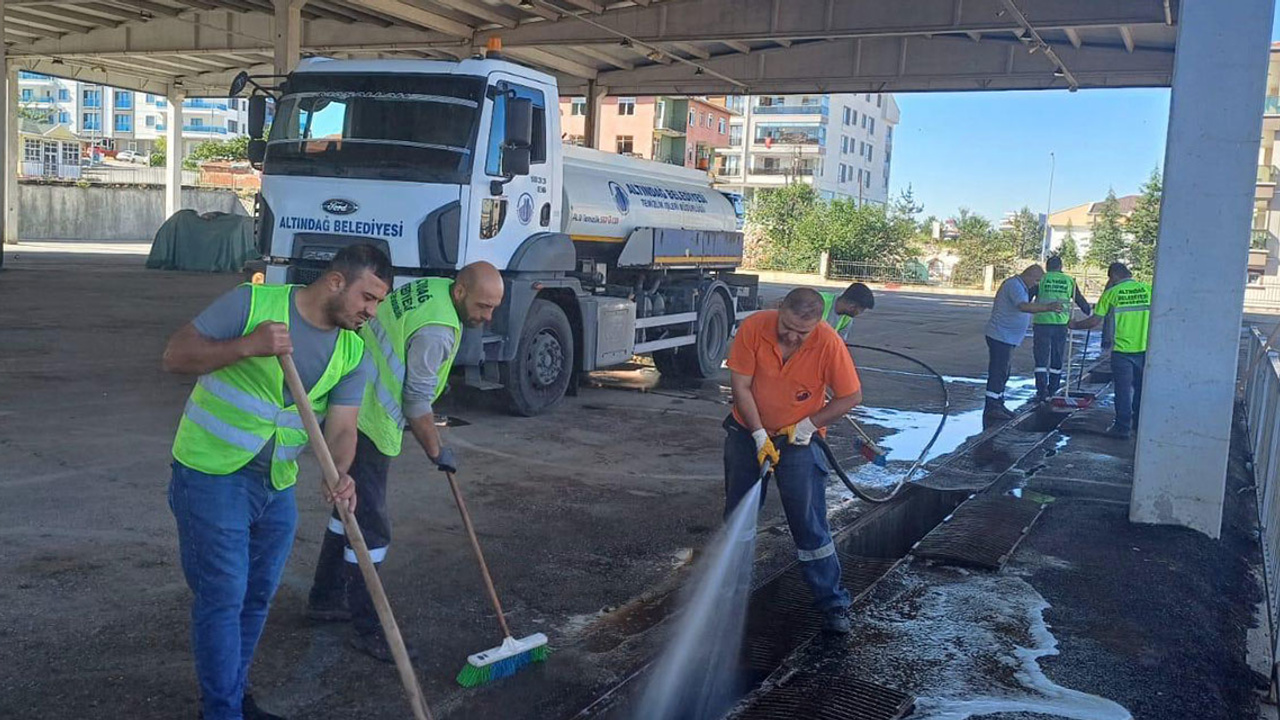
[784,417,818,446]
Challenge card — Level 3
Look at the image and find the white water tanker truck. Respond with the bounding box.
[237,51,759,415]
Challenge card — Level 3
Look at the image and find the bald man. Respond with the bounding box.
[307,262,505,661]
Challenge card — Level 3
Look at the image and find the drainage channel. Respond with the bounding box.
[571,392,1095,720]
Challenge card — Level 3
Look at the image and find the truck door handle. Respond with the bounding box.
[540,203,551,227]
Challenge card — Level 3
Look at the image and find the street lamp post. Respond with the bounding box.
[1041,151,1056,263]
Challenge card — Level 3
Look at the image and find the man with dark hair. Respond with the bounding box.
[161,243,390,720]
[1071,262,1151,438]
[724,287,863,634]
[1032,256,1091,402]
[307,261,506,662]
[818,283,876,340]
[984,264,1066,419]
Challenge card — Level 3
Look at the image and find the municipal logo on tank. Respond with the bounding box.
[608,181,630,215]
[517,193,534,225]
[321,198,359,215]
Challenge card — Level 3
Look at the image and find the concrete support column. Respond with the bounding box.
[165,90,185,219]
[5,63,17,247]
[0,2,7,264]
[584,79,607,150]
[273,0,307,76]
[1131,0,1276,538]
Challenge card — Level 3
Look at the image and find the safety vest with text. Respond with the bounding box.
[358,277,462,457]
[1033,271,1076,326]
[1097,278,1152,354]
[172,283,366,490]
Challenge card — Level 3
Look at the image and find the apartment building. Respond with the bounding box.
[557,95,733,170]
[17,71,248,157]
[1249,44,1280,310]
[710,93,900,206]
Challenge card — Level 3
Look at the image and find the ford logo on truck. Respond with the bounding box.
[321,198,358,215]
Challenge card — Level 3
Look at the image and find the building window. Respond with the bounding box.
[688,110,695,127]
[570,97,586,116]
[145,94,155,103]
[157,99,167,108]
[729,124,742,147]
[20,88,32,102]
[23,138,40,163]
[82,112,100,131]
[114,90,133,109]
[115,114,132,132]
[83,90,101,108]
[876,95,883,107]
[838,164,846,183]
[61,142,78,167]
[145,115,156,128]
[192,118,204,127]
[841,137,847,154]
[705,113,712,128]
[718,117,726,134]
[58,111,69,124]
[867,146,873,162]
[58,88,70,102]
[228,119,238,133]
[616,135,634,154]
[618,97,636,116]
[857,168,864,185]
[865,93,872,101]
[869,118,875,135]
[755,123,823,145]
[843,107,850,125]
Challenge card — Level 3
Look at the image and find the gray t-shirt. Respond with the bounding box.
[402,325,457,420]
[985,276,1033,347]
[192,285,371,473]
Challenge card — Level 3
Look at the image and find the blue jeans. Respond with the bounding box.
[169,461,298,720]
[1112,351,1146,431]
[723,417,851,612]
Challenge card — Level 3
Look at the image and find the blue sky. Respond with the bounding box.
[888,7,1280,223]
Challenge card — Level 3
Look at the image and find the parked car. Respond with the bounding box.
[116,151,146,164]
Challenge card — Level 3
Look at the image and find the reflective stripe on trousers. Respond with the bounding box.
[344,546,388,564]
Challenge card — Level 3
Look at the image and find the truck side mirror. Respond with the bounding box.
[505,97,533,149]
[248,96,267,139]
[501,146,531,177]
[248,139,267,167]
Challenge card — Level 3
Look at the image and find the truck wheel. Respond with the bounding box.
[651,347,681,376]
[677,290,730,378]
[502,299,574,416]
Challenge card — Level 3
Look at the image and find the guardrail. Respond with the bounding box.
[1243,326,1280,695]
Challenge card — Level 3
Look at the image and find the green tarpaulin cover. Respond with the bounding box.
[146,209,258,272]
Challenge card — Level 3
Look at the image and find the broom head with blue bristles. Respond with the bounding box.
[854,436,889,467]
[456,632,549,687]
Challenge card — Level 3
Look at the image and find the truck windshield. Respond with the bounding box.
[266,74,486,184]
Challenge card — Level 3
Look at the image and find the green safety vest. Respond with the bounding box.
[1095,278,1152,354]
[1033,271,1077,326]
[819,291,853,334]
[358,277,462,457]
[172,283,366,490]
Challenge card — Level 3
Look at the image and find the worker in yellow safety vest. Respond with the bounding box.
[1070,262,1152,439]
[306,261,505,662]
[818,283,876,341]
[162,244,392,720]
[1031,255,1092,402]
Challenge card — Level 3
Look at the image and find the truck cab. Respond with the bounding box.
[246,53,756,415]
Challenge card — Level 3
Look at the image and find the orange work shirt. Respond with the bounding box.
[727,310,861,435]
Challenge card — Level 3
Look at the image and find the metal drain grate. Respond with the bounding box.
[740,554,900,677]
[733,670,914,720]
[911,494,1045,570]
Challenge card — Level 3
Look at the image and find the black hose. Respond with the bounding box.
[812,343,953,504]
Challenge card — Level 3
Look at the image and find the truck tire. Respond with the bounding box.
[677,290,730,378]
[501,298,574,416]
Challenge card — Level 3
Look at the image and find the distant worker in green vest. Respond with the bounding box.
[1032,255,1092,402]
[162,244,391,720]
[818,283,876,341]
[307,261,506,662]
[1070,262,1151,439]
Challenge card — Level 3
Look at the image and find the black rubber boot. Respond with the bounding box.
[306,530,351,622]
[347,629,420,664]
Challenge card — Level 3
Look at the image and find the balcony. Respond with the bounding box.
[753,104,826,116]
[184,125,228,135]
[1252,229,1275,249]
[749,166,816,177]
[186,100,229,111]
[1259,165,1279,200]
[1267,95,1280,116]
[1252,230,1277,271]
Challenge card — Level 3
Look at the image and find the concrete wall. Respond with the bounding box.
[18,182,247,241]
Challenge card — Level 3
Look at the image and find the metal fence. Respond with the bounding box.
[1243,326,1280,690]
[828,260,929,284]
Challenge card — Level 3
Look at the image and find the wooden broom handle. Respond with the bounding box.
[445,471,513,639]
[279,355,433,720]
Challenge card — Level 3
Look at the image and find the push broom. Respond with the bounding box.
[445,470,549,687]
[280,356,434,720]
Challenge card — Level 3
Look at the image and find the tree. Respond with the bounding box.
[1003,206,1045,259]
[1086,189,1126,266]
[1126,168,1162,280]
[951,208,1011,284]
[1057,220,1080,268]
[149,136,167,167]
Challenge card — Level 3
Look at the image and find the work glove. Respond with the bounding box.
[751,429,781,468]
[431,446,458,474]
[782,417,819,446]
